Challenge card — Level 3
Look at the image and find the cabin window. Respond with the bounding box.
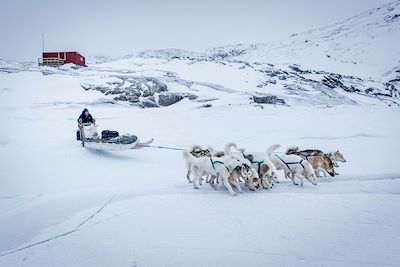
[80,57,83,61]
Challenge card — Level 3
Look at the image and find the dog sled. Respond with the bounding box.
[76,123,153,151]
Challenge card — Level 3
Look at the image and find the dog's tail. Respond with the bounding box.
[190,145,202,152]
[286,146,299,155]
[209,147,225,157]
[267,144,280,157]
[225,142,238,155]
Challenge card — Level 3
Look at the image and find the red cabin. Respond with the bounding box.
[38,51,86,67]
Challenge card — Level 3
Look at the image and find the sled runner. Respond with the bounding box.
[77,123,152,151]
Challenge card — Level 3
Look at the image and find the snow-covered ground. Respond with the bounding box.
[1,1,400,266]
[1,69,400,266]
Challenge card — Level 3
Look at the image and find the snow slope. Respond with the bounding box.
[141,1,400,81]
[231,1,400,80]
[1,1,400,266]
[1,68,400,266]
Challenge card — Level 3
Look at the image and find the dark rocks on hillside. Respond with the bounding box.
[342,86,358,93]
[110,89,123,95]
[158,92,183,106]
[322,75,360,92]
[142,89,153,97]
[141,99,159,108]
[81,84,92,90]
[252,95,286,105]
[147,77,168,93]
[114,95,127,101]
[200,104,212,108]
[84,76,172,108]
[209,48,247,60]
[91,86,109,93]
[182,93,198,100]
[132,89,141,97]
[126,95,139,103]
[289,65,312,74]
[257,79,277,88]
[384,14,400,23]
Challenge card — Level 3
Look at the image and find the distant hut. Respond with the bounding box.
[38,51,86,67]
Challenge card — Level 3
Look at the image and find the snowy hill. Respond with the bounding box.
[137,48,206,60]
[1,2,400,266]
[108,1,400,108]
[232,0,400,81]
[1,2,399,109]
[138,1,400,81]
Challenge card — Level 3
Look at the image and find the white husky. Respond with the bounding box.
[269,145,317,187]
[183,147,252,196]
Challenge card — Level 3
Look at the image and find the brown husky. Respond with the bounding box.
[286,147,336,177]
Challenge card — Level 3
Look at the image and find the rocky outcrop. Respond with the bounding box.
[252,95,286,105]
[158,92,183,106]
[82,75,201,108]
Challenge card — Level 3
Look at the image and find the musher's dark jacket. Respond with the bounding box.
[77,112,95,124]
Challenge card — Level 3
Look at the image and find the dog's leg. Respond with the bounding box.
[334,162,339,167]
[261,175,270,189]
[267,175,274,189]
[209,175,219,190]
[186,163,192,183]
[315,168,323,177]
[299,174,304,187]
[272,172,279,183]
[289,172,300,186]
[246,180,256,191]
[267,173,275,188]
[231,179,242,193]
[191,167,200,189]
[186,170,192,183]
[261,176,267,189]
[317,168,328,177]
[221,176,237,196]
[292,172,303,187]
[284,171,290,179]
[208,175,214,187]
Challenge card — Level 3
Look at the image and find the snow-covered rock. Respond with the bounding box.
[158,92,183,106]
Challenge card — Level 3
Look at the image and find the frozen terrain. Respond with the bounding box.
[1,1,400,267]
[1,70,400,267]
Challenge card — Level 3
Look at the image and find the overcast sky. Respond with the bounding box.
[0,0,393,61]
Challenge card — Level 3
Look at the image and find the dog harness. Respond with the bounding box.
[242,153,263,173]
[252,160,264,173]
[191,149,211,158]
[275,154,305,170]
[295,152,316,162]
[210,158,230,172]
